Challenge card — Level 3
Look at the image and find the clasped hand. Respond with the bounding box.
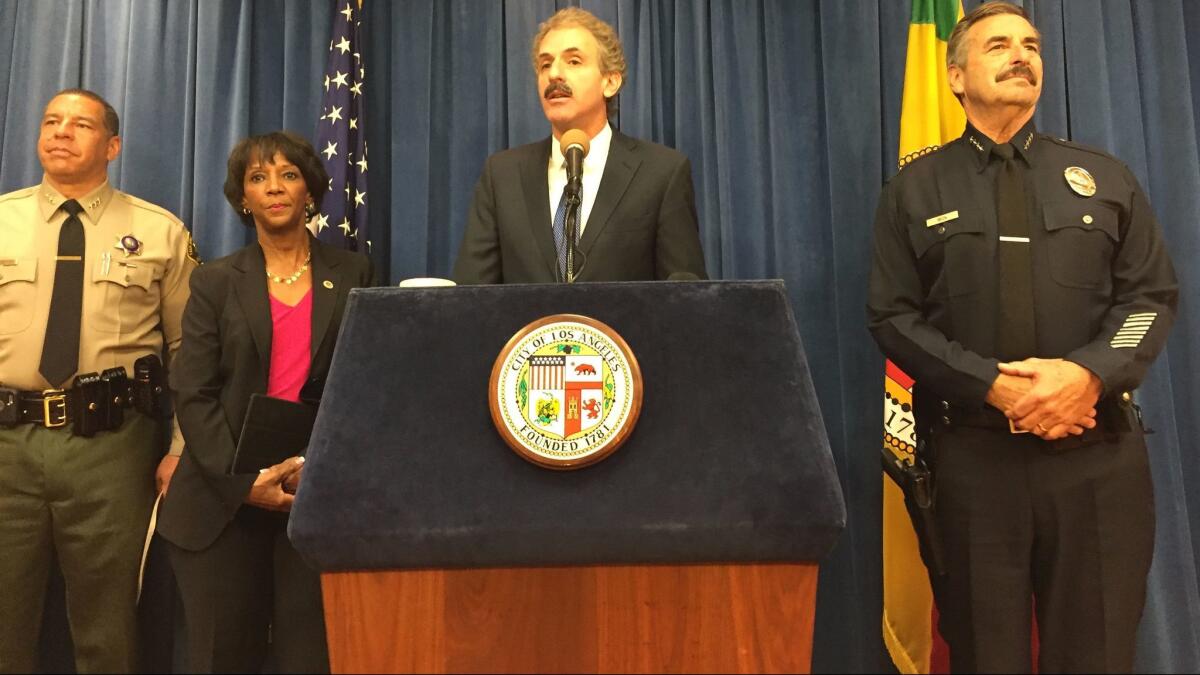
[985,358,1102,441]
[244,456,305,512]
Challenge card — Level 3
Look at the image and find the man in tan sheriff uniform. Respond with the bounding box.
[0,89,197,673]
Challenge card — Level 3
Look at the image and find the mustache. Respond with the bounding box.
[997,64,1037,84]
[543,81,573,99]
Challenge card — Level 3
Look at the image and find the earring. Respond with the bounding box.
[241,207,250,215]
[305,202,316,218]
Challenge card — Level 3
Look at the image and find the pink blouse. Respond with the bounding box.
[266,290,313,402]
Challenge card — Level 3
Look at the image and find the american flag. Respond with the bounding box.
[530,356,566,390]
[310,0,368,251]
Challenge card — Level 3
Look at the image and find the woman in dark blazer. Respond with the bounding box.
[157,131,373,673]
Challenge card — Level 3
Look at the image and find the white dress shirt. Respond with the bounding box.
[547,122,613,237]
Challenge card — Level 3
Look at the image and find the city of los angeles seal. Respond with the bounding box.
[489,314,642,470]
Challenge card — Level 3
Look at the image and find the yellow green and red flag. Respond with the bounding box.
[882,1,964,673]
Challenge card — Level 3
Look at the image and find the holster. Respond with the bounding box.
[882,438,947,577]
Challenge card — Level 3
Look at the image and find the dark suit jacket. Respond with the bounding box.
[452,131,707,283]
[157,237,374,551]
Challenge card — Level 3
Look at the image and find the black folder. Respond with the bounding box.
[231,394,317,474]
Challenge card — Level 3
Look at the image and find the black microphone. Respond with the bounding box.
[560,129,590,197]
[558,129,591,283]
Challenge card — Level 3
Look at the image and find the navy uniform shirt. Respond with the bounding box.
[867,120,1177,426]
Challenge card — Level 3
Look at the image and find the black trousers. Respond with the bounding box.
[927,423,1154,674]
[167,507,329,674]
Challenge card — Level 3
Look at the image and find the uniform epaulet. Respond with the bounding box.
[1040,135,1118,163]
[117,191,185,226]
[0,185,40,205]
[117,191,202,264]
[898,143,952,171]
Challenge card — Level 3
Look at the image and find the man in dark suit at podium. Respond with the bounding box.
[452,7,707,284]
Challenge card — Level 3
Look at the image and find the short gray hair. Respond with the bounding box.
[530,7,626,118]
[946,1,1038,70]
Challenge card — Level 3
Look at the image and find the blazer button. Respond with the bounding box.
[941,415,951,426]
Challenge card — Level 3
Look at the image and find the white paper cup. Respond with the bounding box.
[398,277,457,288]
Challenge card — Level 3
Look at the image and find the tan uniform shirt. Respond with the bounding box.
[0,180,197,454]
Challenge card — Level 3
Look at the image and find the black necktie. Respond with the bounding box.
[39,199,86,387]
[992,143,1036,360]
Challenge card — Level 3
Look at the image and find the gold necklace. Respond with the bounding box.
[265,250,311,285]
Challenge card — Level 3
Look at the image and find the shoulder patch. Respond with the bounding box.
[185,230,202,265]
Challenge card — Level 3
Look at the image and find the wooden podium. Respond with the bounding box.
[290,281,845,675]
[322,564,817,673]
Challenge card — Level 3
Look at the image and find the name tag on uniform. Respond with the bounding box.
[925,210,959,228]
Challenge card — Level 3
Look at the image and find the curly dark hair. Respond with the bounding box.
[223,131,329,228]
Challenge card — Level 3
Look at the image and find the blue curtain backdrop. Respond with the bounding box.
[1,1,1197,672]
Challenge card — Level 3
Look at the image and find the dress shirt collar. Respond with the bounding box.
[38,180,114,223]
[549,122,614,173]
[964,117,1038,172]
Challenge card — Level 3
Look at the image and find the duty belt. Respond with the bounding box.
[0,355,168,435]
[921,395,1134,440]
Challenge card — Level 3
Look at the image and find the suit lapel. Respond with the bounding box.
[231,244,272,382]
[521,138,559,278]
[578,132,641,257]
[309,238,341,362]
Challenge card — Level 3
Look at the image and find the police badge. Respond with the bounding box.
[114,234,143,257]
[1063,166,1097,197]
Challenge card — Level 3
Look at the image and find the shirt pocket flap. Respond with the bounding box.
[93,260,155,290]
[1043,202,1119,241]
[0,258,37,286]
[907,208,984,258]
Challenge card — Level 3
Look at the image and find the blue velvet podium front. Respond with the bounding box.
[290,280,845,673]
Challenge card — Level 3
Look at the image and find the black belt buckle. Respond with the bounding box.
[0,388,18,426]
[42,389,69,429]
[100,367,128,430]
